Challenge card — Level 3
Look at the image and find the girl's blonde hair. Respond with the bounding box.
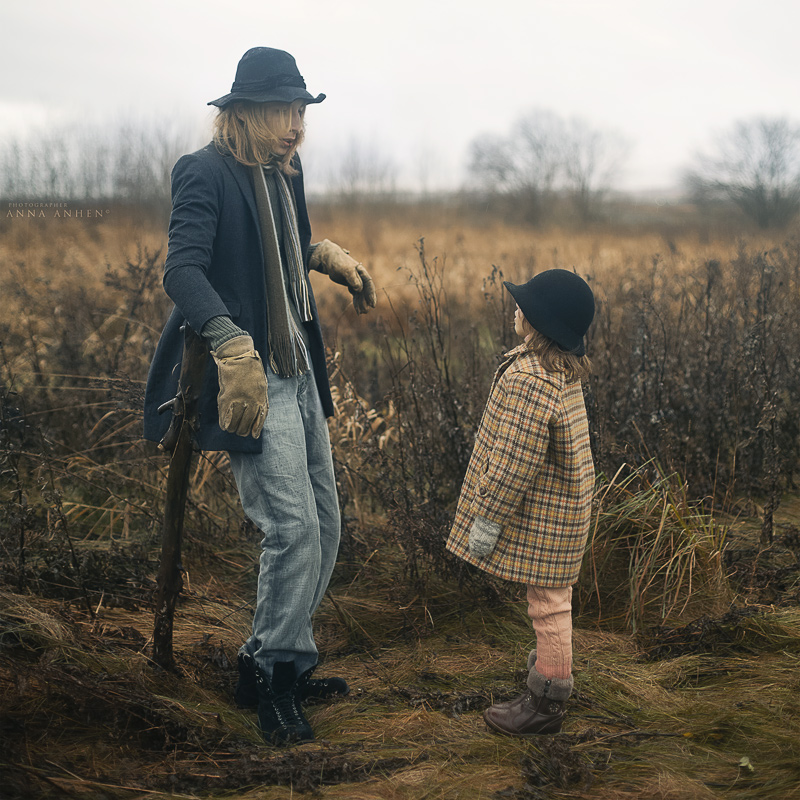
[521,318,592,384]
[212,101,305,174]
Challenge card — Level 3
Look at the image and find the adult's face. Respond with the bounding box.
[269,100,306,156]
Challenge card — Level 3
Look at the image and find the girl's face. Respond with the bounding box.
[514,304,527,338]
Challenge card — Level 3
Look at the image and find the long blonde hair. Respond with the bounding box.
[521,320,592,384]
[212,100,305,174]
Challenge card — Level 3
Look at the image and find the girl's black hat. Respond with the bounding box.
[208,47,326,108]
[503,269,595,356]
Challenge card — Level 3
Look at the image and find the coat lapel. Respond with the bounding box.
[490,343,528,392]
[220,152,262,248]
[493,343,566,392]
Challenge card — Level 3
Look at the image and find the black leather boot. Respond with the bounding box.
[255,661,314,745]
[236,652,348,708]
[234,652,259,708]
[296,664,350,704]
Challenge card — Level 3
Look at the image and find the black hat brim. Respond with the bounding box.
[503,280,587,357]
[208,88,326,108]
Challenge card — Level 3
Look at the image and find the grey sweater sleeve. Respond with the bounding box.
[201,315,248,351]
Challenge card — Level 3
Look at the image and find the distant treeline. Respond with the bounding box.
[3,114,800,229]
[0,121,199,220]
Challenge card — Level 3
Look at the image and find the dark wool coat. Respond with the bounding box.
[446,343,594,586]
[143,144,333,453]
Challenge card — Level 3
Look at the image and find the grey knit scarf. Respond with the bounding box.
[251,164,313,377]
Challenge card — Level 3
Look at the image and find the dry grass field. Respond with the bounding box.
[1,206,800,799]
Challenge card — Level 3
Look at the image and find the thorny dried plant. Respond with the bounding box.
[0,231,246,603]
[2,216,800,800]
[1,220,799,619]
[324,237,798,609]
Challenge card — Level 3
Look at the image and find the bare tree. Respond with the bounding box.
[413,142,439,197]
[469,110,563,224]
[468,109,625,224]
[0,119,198,214]
[685,117,800,229]
[561,118,627,222]
[330,137,397,205]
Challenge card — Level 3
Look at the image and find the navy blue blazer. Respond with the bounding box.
[143,143,333,453]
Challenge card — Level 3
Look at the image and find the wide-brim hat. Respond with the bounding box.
[208,47,325,108]
[504,269,595,356]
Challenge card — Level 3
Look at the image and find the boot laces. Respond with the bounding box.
[271,689,303,726]
[255,669,304,727]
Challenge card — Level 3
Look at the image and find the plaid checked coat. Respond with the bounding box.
[446,343,594,586]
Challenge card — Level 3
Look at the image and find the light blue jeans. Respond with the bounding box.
[228,364,340,678]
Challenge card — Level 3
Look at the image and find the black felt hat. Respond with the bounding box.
[503,269,595,356]
[208,47,325,108]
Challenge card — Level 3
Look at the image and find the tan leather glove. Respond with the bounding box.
[309,239,377,314]
[211,335,268,438]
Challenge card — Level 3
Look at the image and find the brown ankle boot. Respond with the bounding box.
[487,649,540,713]
[483,687,565,737]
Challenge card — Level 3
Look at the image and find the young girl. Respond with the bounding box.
[446,268,595,736]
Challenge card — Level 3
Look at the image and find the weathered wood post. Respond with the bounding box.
[152,325,208,670]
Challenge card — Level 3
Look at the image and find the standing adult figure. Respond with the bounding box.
[144,47,377,745]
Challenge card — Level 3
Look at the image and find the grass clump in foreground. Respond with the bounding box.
[578,463,732,635]
[2,216,800,797]
[3,519,800,800]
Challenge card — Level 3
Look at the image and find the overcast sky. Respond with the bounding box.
[2,0,798,192]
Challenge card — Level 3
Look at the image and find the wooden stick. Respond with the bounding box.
[152,324,208,670]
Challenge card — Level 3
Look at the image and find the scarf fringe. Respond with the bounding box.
[268,333,296,378]
[269,328,309,378]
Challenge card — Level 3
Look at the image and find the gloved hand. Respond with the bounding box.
[309,239,377,315]
[211,335,268,438]
[469,515,502,558]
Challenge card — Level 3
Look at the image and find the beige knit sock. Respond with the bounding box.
[527,585,573,680]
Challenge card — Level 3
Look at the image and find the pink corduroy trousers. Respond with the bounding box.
[526,585,573,680]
